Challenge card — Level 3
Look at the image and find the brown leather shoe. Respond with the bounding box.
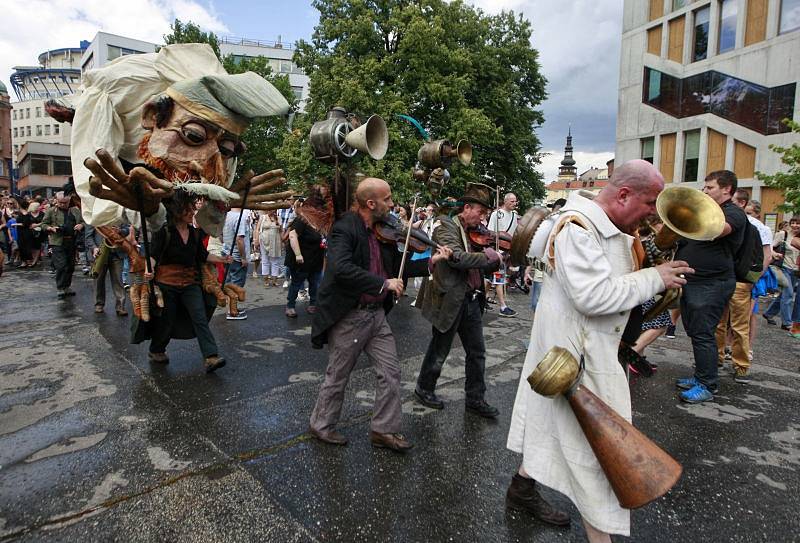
[116,307,128,317]
[506,473,570,526]
[369,431,413,453]
[204,355,227,373]
[148,352,169,364]
[309,427,348,446]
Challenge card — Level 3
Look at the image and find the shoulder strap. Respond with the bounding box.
[546,213,590,269]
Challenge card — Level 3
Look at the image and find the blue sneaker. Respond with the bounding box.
[675,377,718,394]
[679,383,714,403]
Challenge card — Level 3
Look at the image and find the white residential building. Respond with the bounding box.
[616,0,800,227]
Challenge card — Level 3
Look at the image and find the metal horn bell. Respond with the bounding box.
[653,186,725,250]
[344,115,388,160]
[417,139,472,169]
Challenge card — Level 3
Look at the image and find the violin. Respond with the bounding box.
[468,223,512,251]
[373,215,439,253]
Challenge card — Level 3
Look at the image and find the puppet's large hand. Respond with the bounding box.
[228,169,295,211]
[85,149,174,216]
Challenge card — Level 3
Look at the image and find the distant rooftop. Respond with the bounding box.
[219,36,297,50]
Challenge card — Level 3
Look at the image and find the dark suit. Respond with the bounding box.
[310,211,429,435]
[415,215,497,402]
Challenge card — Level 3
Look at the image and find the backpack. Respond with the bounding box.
[733,220,763,284]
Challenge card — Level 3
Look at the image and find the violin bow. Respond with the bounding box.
[396,192,420,302]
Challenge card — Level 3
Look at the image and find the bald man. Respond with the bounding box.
[505,160,693,541]
[309,178,451,453]
[41,191,84,298]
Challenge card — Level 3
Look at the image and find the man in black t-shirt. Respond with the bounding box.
[675,170,747,403]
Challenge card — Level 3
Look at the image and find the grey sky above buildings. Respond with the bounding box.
[1,0,622,182]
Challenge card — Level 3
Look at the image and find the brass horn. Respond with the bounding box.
[417,139,472,169]
[528,347,683,509]
[643,186,725,320]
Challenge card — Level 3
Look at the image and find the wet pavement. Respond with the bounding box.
[1,266,799,542]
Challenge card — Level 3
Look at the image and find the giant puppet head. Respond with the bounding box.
[63,44,293,235]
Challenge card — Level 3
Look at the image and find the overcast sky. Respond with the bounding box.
[0,0,621,184]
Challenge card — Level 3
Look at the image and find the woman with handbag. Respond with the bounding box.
[763,216,800,337]
[142,191,233,372]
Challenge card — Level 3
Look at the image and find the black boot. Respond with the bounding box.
[506,473,570,526]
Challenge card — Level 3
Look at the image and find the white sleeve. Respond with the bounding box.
[553,223,665,316]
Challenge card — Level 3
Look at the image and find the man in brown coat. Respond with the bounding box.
[414,183,502,417]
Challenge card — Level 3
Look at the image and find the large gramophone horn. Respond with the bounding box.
[418,139,472,169]
[653,186,725,250]
[529,347,683,509]
[344,114,388,160]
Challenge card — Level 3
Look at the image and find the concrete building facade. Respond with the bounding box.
[616,0,800,228]
[219,36,309,109]
[9,46,84,167]
[15,142,73,196]
[80,32,157,73]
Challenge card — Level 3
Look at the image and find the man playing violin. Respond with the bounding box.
[413,183,503,418]
[310,177,452,453]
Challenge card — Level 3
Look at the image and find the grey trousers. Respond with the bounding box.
[310,308,401,434]
[95,258,125,309]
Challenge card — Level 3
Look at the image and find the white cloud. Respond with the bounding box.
[536,150,615,185]
[0,0,228,99]
[471,0,623,151]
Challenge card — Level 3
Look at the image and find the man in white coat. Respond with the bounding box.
[505,160,693,542]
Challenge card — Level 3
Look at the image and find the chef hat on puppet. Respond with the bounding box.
[69,43,288,227]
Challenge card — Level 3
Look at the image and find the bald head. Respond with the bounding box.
[355,177,393,223]
[595,159,664,233]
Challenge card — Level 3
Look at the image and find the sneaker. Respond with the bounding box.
[780,324,791,331]
[679,383,714,404]
[82,266,90,275]
[762,314,777,325]
[734,369,751,384]
[282,281,289,288]
[57,290,67,299]
[285,307,297,318]
[485,297,497,305]
[675,377,718,394]
[664,325,676,339]
[499,307,517,318]
[226,312,247,320]
[723,346,732,361]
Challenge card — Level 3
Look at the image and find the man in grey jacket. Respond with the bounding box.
[414,183,502,417]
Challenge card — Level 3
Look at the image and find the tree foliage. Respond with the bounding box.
[162,20,297,180]
[757,119,800,214]
[280,0,548,207]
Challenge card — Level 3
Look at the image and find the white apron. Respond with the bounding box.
[506,192,664,535]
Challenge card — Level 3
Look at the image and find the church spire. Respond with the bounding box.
[559,127,577,177]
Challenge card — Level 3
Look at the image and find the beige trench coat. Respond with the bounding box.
[506,192,664,535]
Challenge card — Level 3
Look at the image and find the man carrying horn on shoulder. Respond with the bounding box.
[505,160,693,541]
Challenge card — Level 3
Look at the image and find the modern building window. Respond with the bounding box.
[642,137,655,163]
[12,110,16,120]
[780,0,800,34]
[745,0,768,45]
[660,133,677,183]
[54,125,60,135]
[53,159,72,176]
[647,25,663,55]
[44,125,50,135]
[35,107,41,117]
[280,60,292,73]
[718,0,738,53]
[13,128,18,138]
[707,129,727,173]
[734,140,756,179]
[683,130,701,182]
[26,126,31,136]
[693,6,710,61]
[107,45,144,61]
[31,157,49,175]
[650,0,664,20]
[36,125,42,136]
[673,0,688,9]
[291,86,304,100]
[26,108,30,118]
[642,67,796,135]
[668,15,686,62]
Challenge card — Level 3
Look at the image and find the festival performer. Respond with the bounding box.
[50,44,293,364]
[413,183,502,418]
[309,178,451,452]
[505,160,693,540]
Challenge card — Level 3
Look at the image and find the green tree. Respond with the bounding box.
[280,0,547,207]
[163,19,221,59]
[757,119,800,214]
[162,20,296,178]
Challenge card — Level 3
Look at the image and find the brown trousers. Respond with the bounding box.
[716,281,752,371]
[310,308,402,434]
